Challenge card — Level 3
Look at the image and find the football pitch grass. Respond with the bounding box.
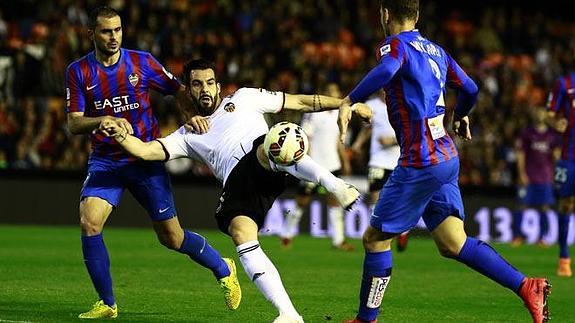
[0,225,573,323]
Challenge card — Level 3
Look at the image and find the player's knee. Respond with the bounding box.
[157,232,183,250]
[436,242,460,258]
[79,216,103,235]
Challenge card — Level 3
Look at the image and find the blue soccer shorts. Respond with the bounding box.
[554,160,575,198]
[372,157,465,234]
[80,157,176,221]
[517,183,555,207]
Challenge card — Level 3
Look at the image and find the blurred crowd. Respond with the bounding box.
[0,0,574,186]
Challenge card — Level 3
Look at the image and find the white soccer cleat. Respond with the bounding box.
[331,179,361,210]
[272,314,304,323]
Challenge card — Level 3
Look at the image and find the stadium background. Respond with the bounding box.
[1,0,574,243]
[1,1,575,322]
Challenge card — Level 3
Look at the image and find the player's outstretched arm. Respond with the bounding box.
[67,112,134,136]
[283,93,342,112]
[99,120,166,161]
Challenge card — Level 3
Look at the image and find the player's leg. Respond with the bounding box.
[326,192,353,250]
[347,165,435,323]
[512,186,528,246]
[538,205,550,246]
[265,151,360,209]
[229,215,302,322]
[556,196,573,276]
[78,165,123,318]
[280,182,313,247]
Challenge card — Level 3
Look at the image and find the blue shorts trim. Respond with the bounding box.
[372,157,464,234]
[555,160,575,198]
[517,184,555,206]
[81,158,176,221]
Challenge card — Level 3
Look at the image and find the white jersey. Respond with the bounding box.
[160,87,284,184]
[366,97,400,170]
[301,110,341,172]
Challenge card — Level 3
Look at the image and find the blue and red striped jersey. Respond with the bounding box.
[349,30,478,168]
[547,72,575,161]
[65,48,181,162]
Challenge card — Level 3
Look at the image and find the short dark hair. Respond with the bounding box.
[88,6,120,30]
[381,0,419,22]
[182,59,216,86]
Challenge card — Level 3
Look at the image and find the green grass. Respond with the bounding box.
[0,225,573,323]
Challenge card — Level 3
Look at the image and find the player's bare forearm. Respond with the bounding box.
[100,120,166,161]
[283,93,342,112]
[67,113,134,136]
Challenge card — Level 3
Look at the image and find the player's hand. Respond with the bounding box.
[338,97,353,144]
[452,115,472,141]
[185,116,210,134]
[555,118,568,133]
[351,103,372,123]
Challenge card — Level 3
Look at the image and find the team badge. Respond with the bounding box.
[224,102,235,112]
[129,73,139,86]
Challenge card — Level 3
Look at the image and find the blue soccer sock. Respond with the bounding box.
[558,213,570,259]
[81,234,115,307]
[512,210,523,238]
[539,210,548,241]
[456,237,525,293]
[357,250,392,322]
[177,230,230,280]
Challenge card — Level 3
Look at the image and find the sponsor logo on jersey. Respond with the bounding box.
[129,73,139,86]
[94,95,140,113]
[224,102,235,112]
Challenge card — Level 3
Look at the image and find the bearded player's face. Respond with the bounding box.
[188,68,221,115]
[91,15,122,56]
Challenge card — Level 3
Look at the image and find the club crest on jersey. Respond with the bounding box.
[224,102,235,112]
[129,73,139,87]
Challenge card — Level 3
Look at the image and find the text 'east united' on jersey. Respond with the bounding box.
[65,48,181,162]
[349,29,478,168]
[547,72,575,161]
[159,88,284,184]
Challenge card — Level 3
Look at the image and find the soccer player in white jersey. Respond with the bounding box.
[280,82,355,251]
[98,59,370,323]
[352,93,406,250]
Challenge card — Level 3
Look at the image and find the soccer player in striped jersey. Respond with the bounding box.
[338,1,550,322]
[98,58,369,323]
[547,68,575,277]
[66,7,240,319]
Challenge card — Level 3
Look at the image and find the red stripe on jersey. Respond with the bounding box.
[423,121,439,165]
[565,76,574,160]
[116,60,127,98]
[389,38,401,59]
[393,82,411,167]
[98,65,112,101]
[446,136,458,158]
[411,123,423,168]
[447,61,463,88]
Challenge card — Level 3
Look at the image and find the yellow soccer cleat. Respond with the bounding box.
[78,300,118,319]
[219,258,242,310]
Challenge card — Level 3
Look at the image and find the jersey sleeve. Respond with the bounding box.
[349,37,405,103]
[445,53,479,118]
[157,126,199,161]
[144,53,181,96]
[547,78,565,113]
[237,87,285,113]
[65,64,86,113]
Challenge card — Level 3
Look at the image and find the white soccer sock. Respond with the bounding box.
[282,207,304,239]
[236,241,300,318]
[274,155,340,193]
[328,206,345,246]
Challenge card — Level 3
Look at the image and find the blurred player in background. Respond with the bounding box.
[99,59,370,323]
[65,7,239,319]
[338,1,550,322]
[280,82,354,251]
[512,106,560,247]
[351,92,404,251]
[547,65,575,277]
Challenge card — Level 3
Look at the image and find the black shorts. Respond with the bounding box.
[215,135,288,234]
[368,167,393,192]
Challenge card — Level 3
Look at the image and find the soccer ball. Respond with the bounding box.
[263,121,309,166]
